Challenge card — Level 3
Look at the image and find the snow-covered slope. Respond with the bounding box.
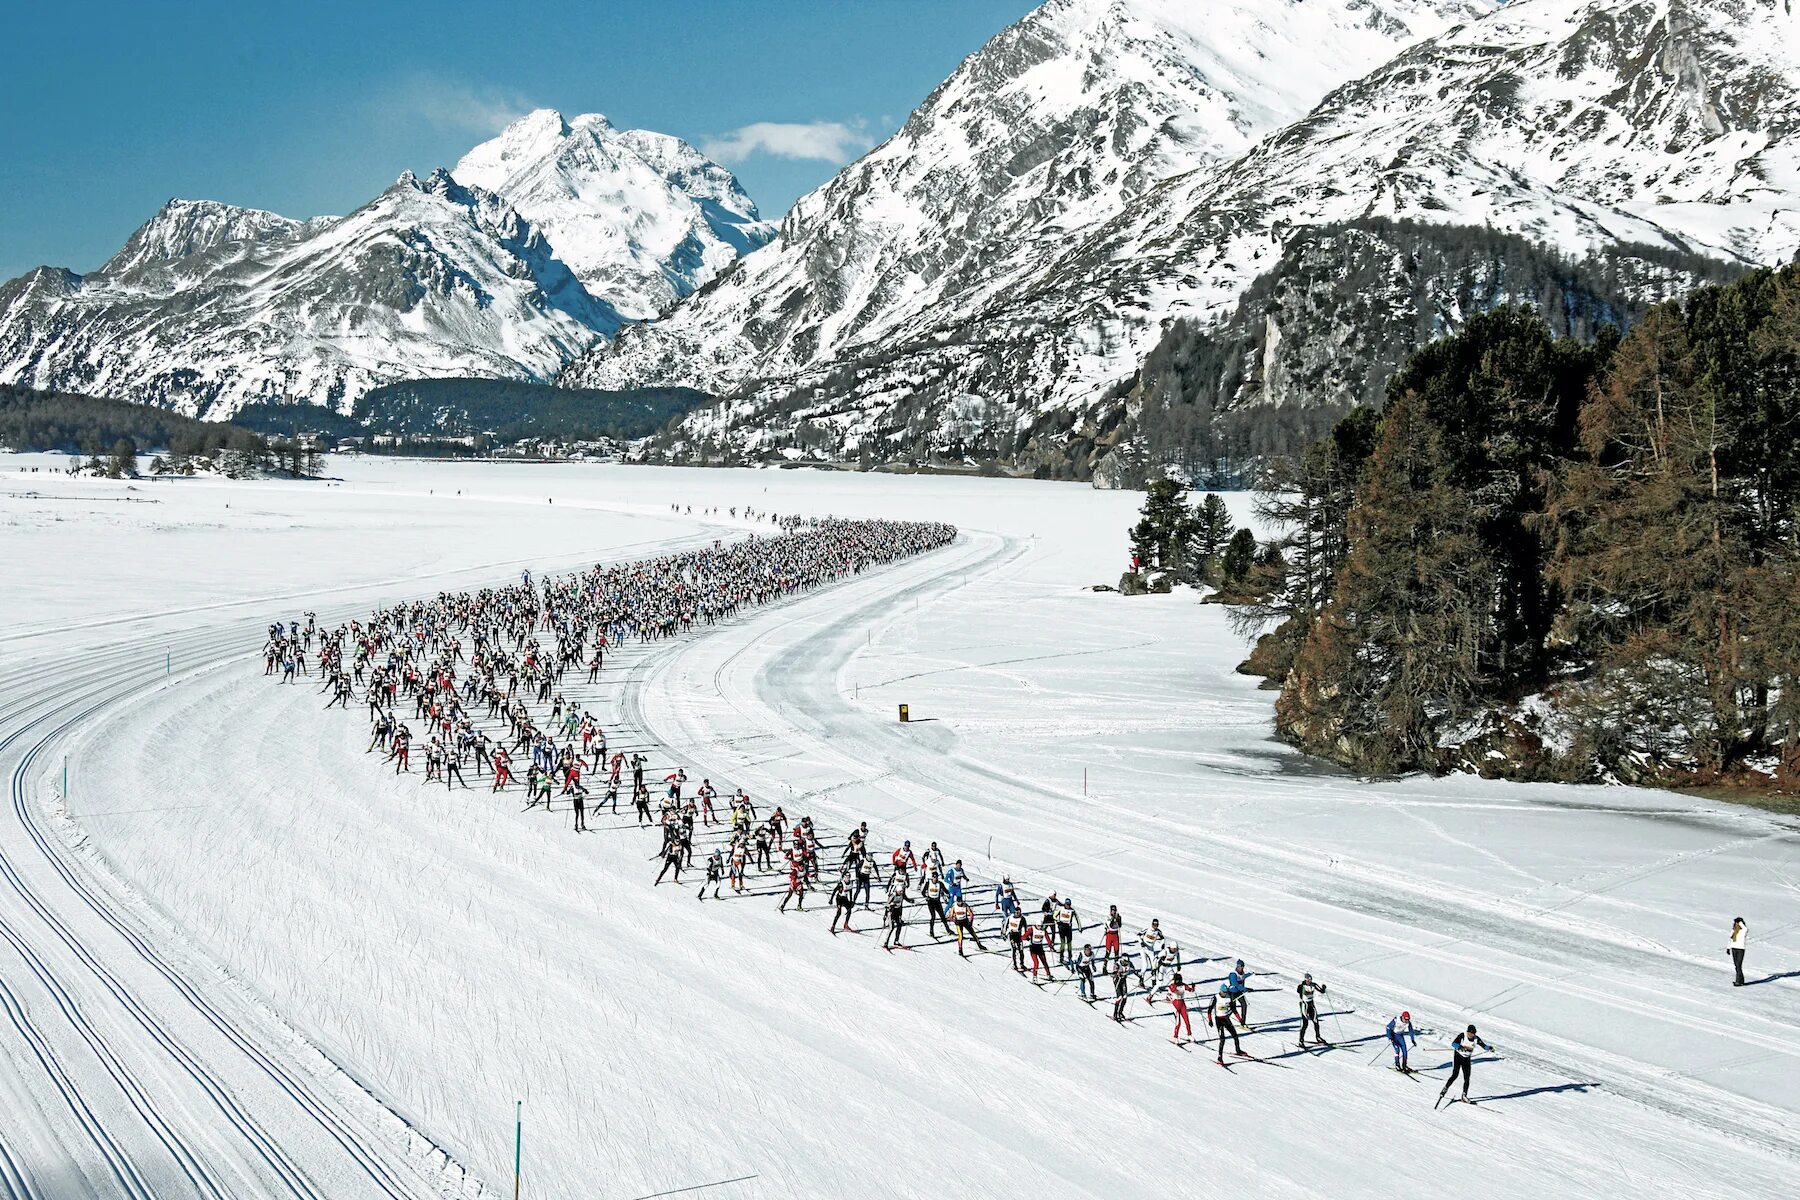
[0,115,769,415]
[561,0,1497,395]
[0,171,619,417]
[455,109,774,320]
[1045,0,1800,350]
[610,0,1800,475]
[98,198,321,275]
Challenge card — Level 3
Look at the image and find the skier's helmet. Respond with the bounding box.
[1401,1011,1411,1022]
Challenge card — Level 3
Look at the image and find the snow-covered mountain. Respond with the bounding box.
[560,0,1498,394]
[455,109,774,320]
[0,115,769,416]
[0,171,617,416]
[602,0,1800,477]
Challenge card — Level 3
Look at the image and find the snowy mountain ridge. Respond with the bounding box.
[613,0,1800,477]
[560,0,1499,395]
[0,113,770,416]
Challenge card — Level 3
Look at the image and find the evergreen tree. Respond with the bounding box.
[1278,390,1490,771]
[1221,528,1257,586]
[1383,306,1599,695]
[1128,479,1193,573]
[1547,286,1800,778]
[1183,493,1234,583]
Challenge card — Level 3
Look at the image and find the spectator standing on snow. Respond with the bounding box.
[1729,917,1749,986]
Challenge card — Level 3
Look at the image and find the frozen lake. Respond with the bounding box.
[1,454,1795,1200]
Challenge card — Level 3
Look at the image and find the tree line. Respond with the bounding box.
[1,383,319,478]
[1229,263,1800,792]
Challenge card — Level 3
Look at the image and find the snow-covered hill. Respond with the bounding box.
[607,0,1800,476]
[0,115,769,416]
[560,0,1498,398]
[455,109,774,320]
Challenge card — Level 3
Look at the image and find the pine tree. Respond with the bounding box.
[1278,389,1491,772]
[1184,493,1234,583]
[1546,297,1800,777]
[1221,528,1257,586]
[1128,479,1193,574]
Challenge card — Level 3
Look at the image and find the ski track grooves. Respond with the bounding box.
[628,529,1800,1166]
[5,679,393,1200]
[0,527,730,1199]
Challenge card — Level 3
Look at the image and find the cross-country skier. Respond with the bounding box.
[1005,910,1027,972]
[1054,896,1077,968]
[1146,941,1181,1002]
[1386,1011,1420,1072]
[1025,922,1053,980]
[944,859,967,904]
[1437,1025,1494,1106]
[1296,973,1330,1047]
[922,870,947,937]
[1138,918,1166,974]
[1102,904,1123,969]
[778,855,807,912]
[699,850,724,901]
[1167,973,1196,1041]
[1110,956,1138,1023]
[830,874,859,934]
[950,897,982,956]
[1076,945,1099,1001]
[1207,986,1246,1063]
[1224,959,1250,1024]
[654,837,684,885]
[883,889,907,949]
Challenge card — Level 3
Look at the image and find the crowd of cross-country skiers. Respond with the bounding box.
[263,512,1503,1104]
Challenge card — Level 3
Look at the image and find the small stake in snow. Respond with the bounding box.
[514,1100,523,1200]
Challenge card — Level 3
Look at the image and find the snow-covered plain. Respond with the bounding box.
[1,455,1796,1200]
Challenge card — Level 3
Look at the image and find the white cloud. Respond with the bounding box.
[701,120,876,165]
[384,75,537,136]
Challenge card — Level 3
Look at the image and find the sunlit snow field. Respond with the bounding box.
[2,454,1796,1200]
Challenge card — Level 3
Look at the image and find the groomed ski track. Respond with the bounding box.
[0,527,723,1200]
[13,473,1798,1199]
[631,528,1800,1190]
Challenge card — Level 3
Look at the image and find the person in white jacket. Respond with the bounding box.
[1729,917,1748,986]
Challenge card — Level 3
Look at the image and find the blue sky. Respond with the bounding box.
[1,0,1039,280]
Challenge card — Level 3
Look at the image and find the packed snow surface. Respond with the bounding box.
[0,456,1796,1199]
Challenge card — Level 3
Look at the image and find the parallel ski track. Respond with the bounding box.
[0,524,731,1199]
[622,529,1800,1166]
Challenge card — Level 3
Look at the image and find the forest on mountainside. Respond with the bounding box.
[1103,219,1748,489]
[1139,262,1800,793]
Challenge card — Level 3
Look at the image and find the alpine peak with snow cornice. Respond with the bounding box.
[455,108,775,320]
[558,0,1499,395]
[0,110,770,416]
